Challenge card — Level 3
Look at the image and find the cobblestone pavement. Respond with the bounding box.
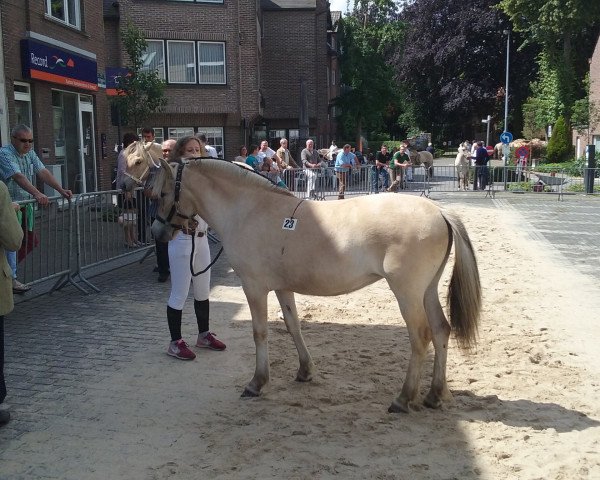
[433,192,600,282]
[0,191,598,478]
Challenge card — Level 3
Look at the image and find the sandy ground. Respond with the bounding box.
[2,197,600,479]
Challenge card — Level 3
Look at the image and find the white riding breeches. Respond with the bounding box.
[167,231,211,310]
[306,169,318,194]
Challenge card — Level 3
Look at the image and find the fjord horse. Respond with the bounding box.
[133,156,481,413]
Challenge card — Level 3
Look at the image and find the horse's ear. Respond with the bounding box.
[159,157,172,174]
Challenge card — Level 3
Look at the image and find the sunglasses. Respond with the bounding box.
[15,138,34,144]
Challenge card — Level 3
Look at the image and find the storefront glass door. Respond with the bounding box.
[79,96,97,192]
[52,91,96,193]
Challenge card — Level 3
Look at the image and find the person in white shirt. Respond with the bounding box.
[196,133,218,158]
[256,140,276,170]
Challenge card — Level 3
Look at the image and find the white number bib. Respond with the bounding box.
[282,218,297,230]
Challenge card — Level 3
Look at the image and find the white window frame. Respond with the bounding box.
[142,41,166,81]
[167,0,223,3]
[148,40,227,85]
[167,127,195,140]
[198,42,226,85]
[166,40,197,85]
[14,82,33,131]
[45,0,81,29]
[197,127,224,158]
[136,127,164,145]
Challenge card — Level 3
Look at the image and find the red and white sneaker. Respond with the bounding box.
[196,332,226,351]
[167,339,196,360]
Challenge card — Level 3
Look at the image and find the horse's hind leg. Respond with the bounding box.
[275,290,315,382]
[422,286,452,409]
[387,291,431,413]
[241,290,270,397]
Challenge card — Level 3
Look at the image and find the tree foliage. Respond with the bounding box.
[389,0,538,143]
[111,21,167,129]
[497,0,600,120]
[521,51,562,138]
[335,0,404,144]
[546,115,572,162]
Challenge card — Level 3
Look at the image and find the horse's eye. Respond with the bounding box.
[135,160,142,165]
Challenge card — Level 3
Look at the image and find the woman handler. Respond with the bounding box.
[165,136,226,360]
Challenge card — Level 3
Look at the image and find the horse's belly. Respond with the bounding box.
[270,258,382,296]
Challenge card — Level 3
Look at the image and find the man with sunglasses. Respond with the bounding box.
[0,124,72,293]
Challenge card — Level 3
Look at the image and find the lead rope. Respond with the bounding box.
[190,231,223,277]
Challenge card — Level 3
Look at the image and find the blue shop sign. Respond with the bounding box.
[21,39,98,91]
[105,67,131,96]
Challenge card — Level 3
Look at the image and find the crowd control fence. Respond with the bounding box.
[10,164,598,300]
[13,189,153,297]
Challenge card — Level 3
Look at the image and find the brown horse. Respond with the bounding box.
[131,156,482,413]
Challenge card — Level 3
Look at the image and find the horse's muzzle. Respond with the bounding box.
[151,219,174,242]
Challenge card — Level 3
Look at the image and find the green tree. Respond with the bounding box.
[571,73,594,131]
[111,21,166,129]
[390,0,538,144]
[497,0,600,121]
[546,115,572,162]
[335,0,403,146]
[521,51,562,138]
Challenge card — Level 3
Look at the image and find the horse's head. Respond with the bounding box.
[123,141,163,191]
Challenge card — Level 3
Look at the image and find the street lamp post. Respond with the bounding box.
[482,115,491,146]
[502,29,510,164]
[502,29,510,190]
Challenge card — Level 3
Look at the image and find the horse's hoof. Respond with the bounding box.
[295,373,313,383]
[241,387,260,398]
[388,400,410,414]
[423,391,443,409]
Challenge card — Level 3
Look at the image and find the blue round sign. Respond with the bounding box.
[500,131,513,144]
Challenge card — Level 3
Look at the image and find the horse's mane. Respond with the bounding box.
[186,158,295,197]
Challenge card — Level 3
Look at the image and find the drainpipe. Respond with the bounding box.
[0,6,9,143]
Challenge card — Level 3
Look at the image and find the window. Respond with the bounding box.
[269,130,286,143]
[167,0,223,3]
[197,127,224,158]
[146,40,226,85]
[46,0,81,29]
[136,128,164,145]
[198,43,226,84]
[167,127,195,140]
[167,41,196,84]
[14,83,32,130]
[142,41,166,80]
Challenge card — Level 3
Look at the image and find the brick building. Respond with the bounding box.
[0,0,340,192]
[105,0,340,168]
[0,0,111,192]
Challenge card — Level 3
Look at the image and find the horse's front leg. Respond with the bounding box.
[241,290,269,397]
[275,290,315,382]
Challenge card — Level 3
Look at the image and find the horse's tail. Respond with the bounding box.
[440,210,481,350]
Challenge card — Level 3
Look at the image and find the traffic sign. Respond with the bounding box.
[516,146,529,158]
[500,131,513,144]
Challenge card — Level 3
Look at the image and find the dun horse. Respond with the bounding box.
[127,154,481,413]
[120,140,164,190]
[408,149,434,179]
